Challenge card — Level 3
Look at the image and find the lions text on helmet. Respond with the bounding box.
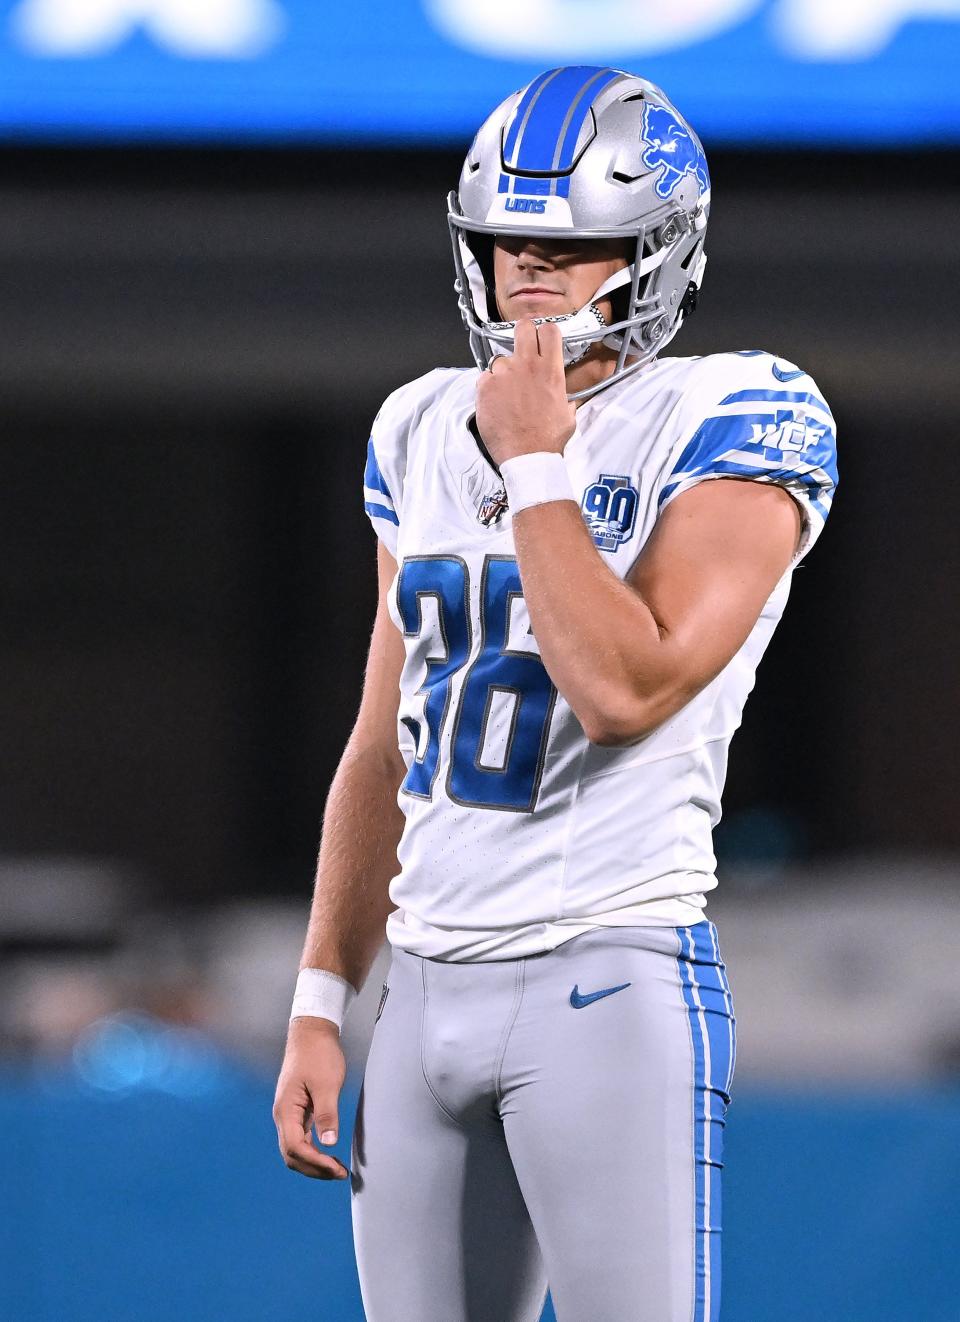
[448,66,710,402]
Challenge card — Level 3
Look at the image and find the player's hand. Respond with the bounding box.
[475,318,577,466]
[273,1017,350,1180]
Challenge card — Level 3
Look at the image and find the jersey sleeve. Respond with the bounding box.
[362,369,460,556]
[363,432,401,556]
[657,352,838,559]
[362,375,428,556]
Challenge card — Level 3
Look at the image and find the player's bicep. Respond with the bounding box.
[348,543,405,771]
[627,477,800,700]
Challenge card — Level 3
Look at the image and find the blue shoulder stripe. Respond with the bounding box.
[670,412,838,484]
[659,462,833,524]
[660,411,838,522]
[364,500,399,527]
[719,388,832,415]
[364,437,393,501]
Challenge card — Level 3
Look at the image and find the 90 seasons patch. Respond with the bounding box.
[581,473,640,551]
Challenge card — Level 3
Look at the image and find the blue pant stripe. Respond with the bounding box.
[677,921,735,1322]
[707,922,737,1096]
[677,927,708,1322]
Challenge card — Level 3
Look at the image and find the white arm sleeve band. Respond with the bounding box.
[500,452,577,515]
[290,968,357,1030]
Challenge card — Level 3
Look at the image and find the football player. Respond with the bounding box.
[274,66,837,1322]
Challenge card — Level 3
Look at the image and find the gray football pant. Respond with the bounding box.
[351,922,735,1322]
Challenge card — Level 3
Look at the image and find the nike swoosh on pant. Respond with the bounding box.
[569,982,632,1009]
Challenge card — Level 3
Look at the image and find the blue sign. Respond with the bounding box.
[0,0,959,144]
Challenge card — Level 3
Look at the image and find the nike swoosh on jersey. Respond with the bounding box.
[569,981,632,1009]
[771,363,806,382]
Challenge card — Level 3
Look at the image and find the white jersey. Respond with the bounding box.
[363,351,837,961]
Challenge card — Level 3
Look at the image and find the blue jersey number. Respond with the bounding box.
[396,555,556,813]
[395,557,471,801]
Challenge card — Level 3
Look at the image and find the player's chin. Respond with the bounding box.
[505,295,572,320]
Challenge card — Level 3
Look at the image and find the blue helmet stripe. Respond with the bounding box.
[502,67,559,169]
[553,67,622,197]
[505,67,580,172]
[505,66,621,197]
[551,68,620,170]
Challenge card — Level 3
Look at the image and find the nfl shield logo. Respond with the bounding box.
[478,487,509,526]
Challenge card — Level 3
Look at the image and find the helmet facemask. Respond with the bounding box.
[448,67,710,402]
[449,199,707,402]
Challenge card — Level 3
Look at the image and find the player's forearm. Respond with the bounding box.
[511,501,680,744]
[299,736,405,993]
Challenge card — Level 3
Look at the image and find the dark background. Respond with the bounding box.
[5,144,957,903]
[2,135,960,1322]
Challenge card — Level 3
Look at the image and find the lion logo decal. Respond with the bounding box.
[640,104,710,202]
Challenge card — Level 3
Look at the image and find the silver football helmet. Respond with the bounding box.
[448,66,711,400]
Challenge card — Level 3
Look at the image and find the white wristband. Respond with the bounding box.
[290,969,357,1030]
[500,452,576,515]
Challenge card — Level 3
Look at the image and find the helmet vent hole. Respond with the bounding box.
[680,242,702,271]
[620,92,646,103]
[611,169,641,184]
